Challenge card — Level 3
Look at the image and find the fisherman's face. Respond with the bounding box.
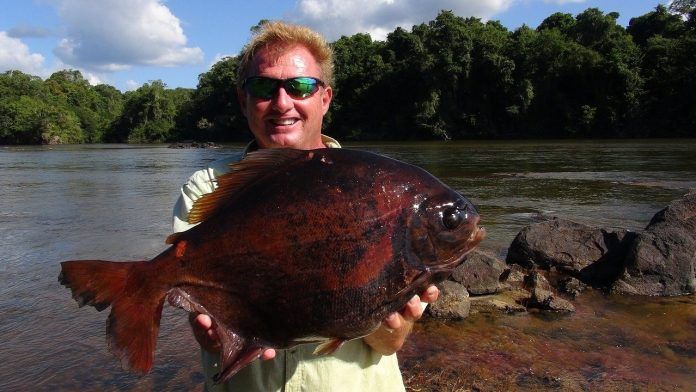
[238,44,332,150]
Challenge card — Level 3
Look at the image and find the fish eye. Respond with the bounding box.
[442,207,463,230]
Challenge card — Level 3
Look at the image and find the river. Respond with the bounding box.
[1,140,694,391]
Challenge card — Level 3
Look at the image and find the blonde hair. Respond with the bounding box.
[236,21,334,87]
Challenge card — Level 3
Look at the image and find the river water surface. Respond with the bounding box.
[1,140,694,391]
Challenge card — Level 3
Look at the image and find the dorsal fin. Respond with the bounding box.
[186,148,313,225]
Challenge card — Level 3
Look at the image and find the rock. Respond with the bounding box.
[451,250,507,295]
[557,276,588,297]
[427,281,470,320]
[523,270,552,291]
[527,287,575,312]
[168,141,220,149]
[469,290,529,314]
[499,264,528,291]
[520,270,575,312]
[613,191,696,296]
[506,217,636,287]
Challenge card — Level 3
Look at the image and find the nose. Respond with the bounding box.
[271,85,293,112]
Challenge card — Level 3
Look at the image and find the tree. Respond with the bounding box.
[537,12,576,36]
[627,5,684,46]
[330,33,388,139]
[109,80,189,143]
[175,56,248,141]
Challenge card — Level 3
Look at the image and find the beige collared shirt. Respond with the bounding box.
[171,135,406,392]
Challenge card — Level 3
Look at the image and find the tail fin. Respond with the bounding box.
[59,260,167,374]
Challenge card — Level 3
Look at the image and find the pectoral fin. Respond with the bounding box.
[313,338,347,356]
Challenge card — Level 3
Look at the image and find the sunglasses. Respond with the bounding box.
[242,76,325,100]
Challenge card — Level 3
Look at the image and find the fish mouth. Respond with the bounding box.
[394,224,485,301]
[428,225,486,274]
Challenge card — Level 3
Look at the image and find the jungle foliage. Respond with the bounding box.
[1,5,694,144]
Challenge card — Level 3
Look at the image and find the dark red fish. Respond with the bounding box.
[59,148,484,382]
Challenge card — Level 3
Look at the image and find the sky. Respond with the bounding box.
[0,0,669,92]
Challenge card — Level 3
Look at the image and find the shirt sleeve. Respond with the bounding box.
[171,155,242,233]
[172,167,218,233]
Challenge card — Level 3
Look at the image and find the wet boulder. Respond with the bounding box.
[506,218,635,287]
[451,250,507,295]
[523,271,575,312]
[613,191,696,296]
[427,281,470,320]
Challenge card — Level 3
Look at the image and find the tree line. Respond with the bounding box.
[1,4,694,144]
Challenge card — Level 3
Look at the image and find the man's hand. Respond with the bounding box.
[189,313,276,359]
[363,284,439,355]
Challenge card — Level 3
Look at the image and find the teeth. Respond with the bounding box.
[272,118,297,125]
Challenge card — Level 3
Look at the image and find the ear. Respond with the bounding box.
[237,87,248,117]
[321,86,333,116]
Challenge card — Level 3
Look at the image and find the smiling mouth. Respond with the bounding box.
[269,118,299,126]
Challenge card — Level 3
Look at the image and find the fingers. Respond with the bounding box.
[402,294,424,321]
[383,312,403,330]
[195,314,220,343]
[189,313,221,353]
[420,285,439,303]
[189,313,276,361]
[194,313,213,329]
[383,293,424,330]
[262,349,276,360]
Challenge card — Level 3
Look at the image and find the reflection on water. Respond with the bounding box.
[0,140,694,391]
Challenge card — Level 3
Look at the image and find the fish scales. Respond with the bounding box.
[59,148,485,383]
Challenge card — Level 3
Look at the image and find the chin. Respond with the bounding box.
[265,134,301,148]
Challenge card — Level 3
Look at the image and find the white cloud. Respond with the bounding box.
[53,0,203,72]
[82,71,104,85]
[292,0,516,41]
[208,52,236,69]
[125,79,141,91]
[0,31,48,76]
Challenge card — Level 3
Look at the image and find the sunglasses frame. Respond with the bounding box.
[242,76,325,100]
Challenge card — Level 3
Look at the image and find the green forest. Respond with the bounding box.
[1,4,695,144]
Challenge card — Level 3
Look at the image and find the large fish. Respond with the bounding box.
[59,148,484,383]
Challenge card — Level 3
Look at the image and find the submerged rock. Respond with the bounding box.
[613,190,696,296]
[469,290,529,314]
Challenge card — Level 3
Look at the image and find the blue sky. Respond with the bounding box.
[0,0,668,92]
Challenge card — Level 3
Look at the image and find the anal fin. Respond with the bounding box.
[214,328,266,384]
[167,285,270,384]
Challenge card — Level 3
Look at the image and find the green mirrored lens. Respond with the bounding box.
[246,78,277,99]
[286,77,319,98]
[244,77,323,100]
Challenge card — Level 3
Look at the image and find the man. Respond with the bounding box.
[172,21,439,391]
